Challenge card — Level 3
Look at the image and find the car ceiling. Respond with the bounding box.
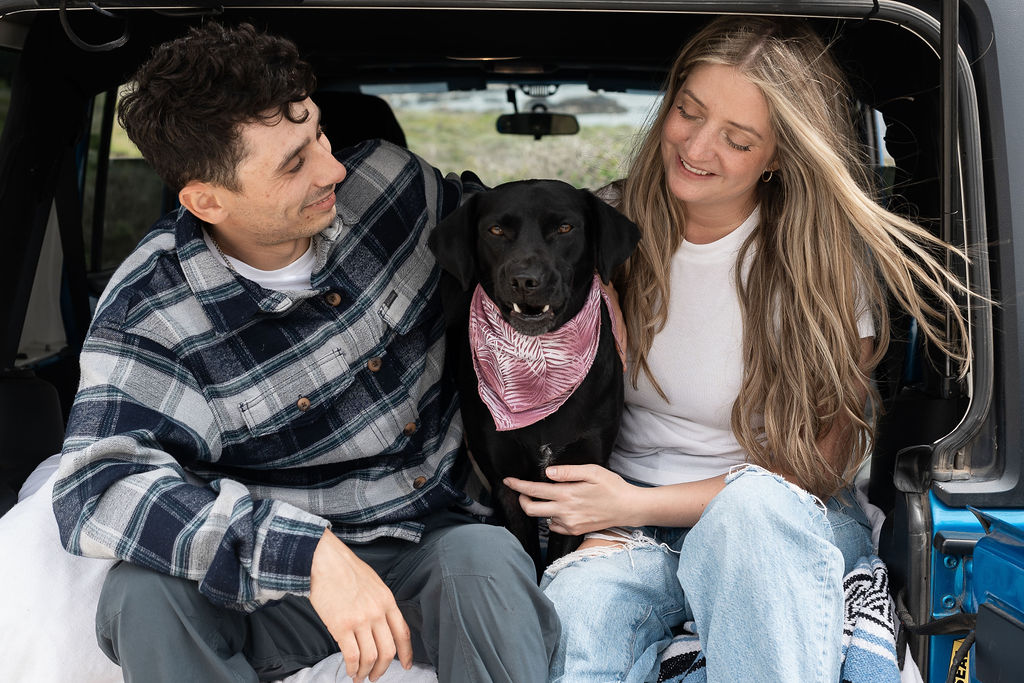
[3,4,940,106]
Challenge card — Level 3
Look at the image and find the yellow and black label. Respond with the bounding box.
[948,638,970,683]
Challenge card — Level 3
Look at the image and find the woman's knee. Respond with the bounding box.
[543,542,685,626]
[682,467,843,590]
[542,545,685,682]
[542,555,611,610]
[701,466,828,537]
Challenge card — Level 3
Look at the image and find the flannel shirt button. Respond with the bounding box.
[324,292,342,307]
[413,476,427,489]
[403,421,417,436]
[367,357,383,372]
[296,397,311,411]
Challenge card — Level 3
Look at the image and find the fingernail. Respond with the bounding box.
[546,467,557,477]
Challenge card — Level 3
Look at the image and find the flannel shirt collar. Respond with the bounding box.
[174,206,344,335]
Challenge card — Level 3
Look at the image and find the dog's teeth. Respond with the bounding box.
[542,305,550,312]
[513,303,522,313]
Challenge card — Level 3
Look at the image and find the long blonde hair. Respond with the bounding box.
[616,16,971,498]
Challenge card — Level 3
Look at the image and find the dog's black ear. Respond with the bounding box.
[428,193,480,291]
[585,190,642,283]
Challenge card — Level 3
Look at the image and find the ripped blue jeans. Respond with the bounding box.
[540,465,873,683]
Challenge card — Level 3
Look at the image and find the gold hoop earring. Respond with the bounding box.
[761,169,774,183]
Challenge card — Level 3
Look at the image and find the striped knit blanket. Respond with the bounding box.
[656,556,901,683]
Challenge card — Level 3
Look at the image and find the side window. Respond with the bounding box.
[82,86,167,279]
[0,48,17,138]
[860,106,897,200]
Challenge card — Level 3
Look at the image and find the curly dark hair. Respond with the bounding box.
[117,22,316,192]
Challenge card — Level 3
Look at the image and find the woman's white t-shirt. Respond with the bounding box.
[609,207,874,486]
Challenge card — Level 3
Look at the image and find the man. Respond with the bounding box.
[52,22,558,683]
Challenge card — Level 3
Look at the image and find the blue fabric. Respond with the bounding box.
[839,556,901,683]
[52,140,484,611]
[656,555,901,683]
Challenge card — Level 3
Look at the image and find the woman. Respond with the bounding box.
[504,15,971,682]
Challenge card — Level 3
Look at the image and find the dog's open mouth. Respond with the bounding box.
[500,300,559,334]
[508,302,555,324]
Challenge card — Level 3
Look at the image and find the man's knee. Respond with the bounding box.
[98,563,167,662]
[439,523,535,581]
[97,562,228,659]
[100,561,201,620]
[435,523,558,632]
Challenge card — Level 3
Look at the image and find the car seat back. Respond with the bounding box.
[0,371,65,514]
[315,91,408,150]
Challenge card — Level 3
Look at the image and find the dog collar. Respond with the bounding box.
[469,274,622,431]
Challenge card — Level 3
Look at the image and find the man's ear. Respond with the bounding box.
[178,181,229,225]
[428,193,480,291]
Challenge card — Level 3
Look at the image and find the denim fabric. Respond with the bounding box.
[542,465,873,682]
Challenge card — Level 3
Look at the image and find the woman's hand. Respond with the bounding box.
[503,464,639,536]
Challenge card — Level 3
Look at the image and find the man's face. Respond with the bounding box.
[216,97,347,252]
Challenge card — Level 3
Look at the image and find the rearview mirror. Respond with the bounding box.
[496,112,580,140]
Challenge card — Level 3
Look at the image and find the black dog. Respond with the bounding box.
[429,179,640,573]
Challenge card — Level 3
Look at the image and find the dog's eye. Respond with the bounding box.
[557,224,574,234]
[488,226,504,236]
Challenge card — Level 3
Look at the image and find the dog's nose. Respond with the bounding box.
[510,272,542,293]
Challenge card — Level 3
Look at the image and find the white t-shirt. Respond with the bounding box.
[203,230,316,292]
[609,207,875,486]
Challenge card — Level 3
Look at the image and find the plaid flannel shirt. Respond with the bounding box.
[52,141,481,611]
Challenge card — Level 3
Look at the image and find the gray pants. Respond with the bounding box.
[96,512,558,683]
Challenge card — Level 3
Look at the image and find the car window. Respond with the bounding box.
[375,84,659,189]
[82,87,165,275]
[0,47,16,137]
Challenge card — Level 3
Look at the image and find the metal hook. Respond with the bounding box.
[848,0,881,29]
[58,0,130,52]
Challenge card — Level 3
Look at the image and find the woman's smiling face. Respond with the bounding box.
[660,63,778,228]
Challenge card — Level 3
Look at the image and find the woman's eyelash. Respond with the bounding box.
[676,105,698,120]
[676,104,752,151]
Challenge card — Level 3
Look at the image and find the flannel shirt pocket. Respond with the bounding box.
[239,347,353,437]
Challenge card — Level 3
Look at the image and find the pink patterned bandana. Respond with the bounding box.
[469,274,623,431]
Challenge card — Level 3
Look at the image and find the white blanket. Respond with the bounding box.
[0,463,436,683]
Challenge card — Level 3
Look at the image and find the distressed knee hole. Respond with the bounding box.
[543,527,677,578]
[725,463,827,514]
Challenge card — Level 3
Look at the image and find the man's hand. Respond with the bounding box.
[308,530,413,682]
